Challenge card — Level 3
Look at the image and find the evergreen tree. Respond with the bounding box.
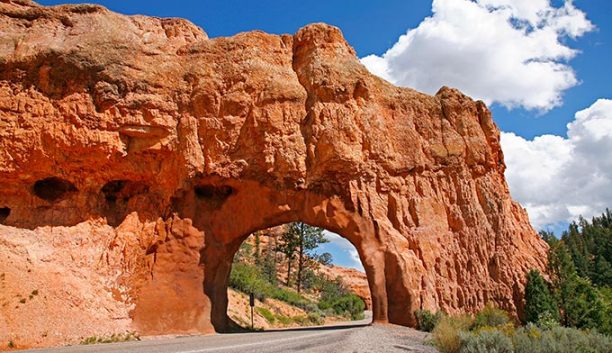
[261,235,277,285]
[277,226,300,286]
[560,209,612,287]
[547,239,578,326]
[524,269,559,324]
[563,276,606,330]
[539,230,556,244]
[254,231,261,266]
[290,222,328,293]
[548,238,607,330]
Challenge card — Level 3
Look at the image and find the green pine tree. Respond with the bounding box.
[524,269,559,324]
[563,276,606,330]
[288,222,329,293]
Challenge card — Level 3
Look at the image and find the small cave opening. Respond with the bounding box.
[101,180,149,203]
[33,177,77,202]
[0,207,10,224]
[100,180,150,227]
[194,184,234,207]
[102,180,125,203]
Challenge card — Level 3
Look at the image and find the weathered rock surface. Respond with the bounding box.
[0,0,548,349]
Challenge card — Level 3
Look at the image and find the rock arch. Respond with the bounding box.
[0,1,548,347]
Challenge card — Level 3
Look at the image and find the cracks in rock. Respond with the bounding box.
[290,37,317,182]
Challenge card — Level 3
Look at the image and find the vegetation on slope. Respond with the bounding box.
[417,209,612,352]
[228,223,366,327]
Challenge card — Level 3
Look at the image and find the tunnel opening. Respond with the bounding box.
[32,177,77,202]
[0,207,10,224]
[225,222,372,331]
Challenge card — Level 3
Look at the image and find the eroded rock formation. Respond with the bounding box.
[0,0,548,349]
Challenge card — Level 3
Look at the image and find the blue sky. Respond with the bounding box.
[38,0,612,271]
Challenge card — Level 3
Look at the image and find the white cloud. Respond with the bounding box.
[323,231,365,271]
[361,0,593,110]
[502,99,612,228]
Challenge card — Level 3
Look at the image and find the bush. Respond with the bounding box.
[415,309,443,332]
[431,306,612,353]
[229,262,273,301]
[535,311,560,330]
[271,287,311,310]
[458,330,513,353]
[276,315,292,326]
[472,305,511,330]
[319,293,365,320]
[230,262,313,310]
[563,276,606,331]
[432,315,474,353]
[513,325,612,353]
[255,307,275,323]
[80,332,139,345]
[307,311,325,325]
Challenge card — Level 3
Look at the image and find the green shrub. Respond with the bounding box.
[512,324,542,353]
[415,309,443,332]
[472,305,511,330]
[319,293,365,320]
[432,315,474,353]
[563,276,606,332]
[535,311,561,330]
[229,262,273,301]
[598,286,612,335]
[513,325,612,353]
[458,330,513,353]
[270,287,311,310]
[255,307,275,323]
[80,332,139,345]
[307,311,325,325]
[292,315,308,326]
[276,315,292,326]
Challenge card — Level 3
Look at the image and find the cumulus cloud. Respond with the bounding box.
[361,0,593,110]
[502,99,612,228]
[323,231,365,271]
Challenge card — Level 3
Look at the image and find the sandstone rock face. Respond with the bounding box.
[0,0,548,348]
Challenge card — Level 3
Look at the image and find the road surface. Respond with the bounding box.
[19,313,437,353]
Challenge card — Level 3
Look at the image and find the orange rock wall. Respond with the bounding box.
[0,0,547,348]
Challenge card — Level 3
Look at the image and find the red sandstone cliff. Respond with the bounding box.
[0,0,548,349]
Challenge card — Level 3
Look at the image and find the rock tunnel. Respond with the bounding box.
[0,0,548,347]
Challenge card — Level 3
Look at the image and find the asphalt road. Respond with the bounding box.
[19,312,437,353]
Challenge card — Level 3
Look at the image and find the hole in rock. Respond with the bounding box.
[0,207,10,223]
[194,184,234,209]
[33,177,77,202]
[101,180,149,203]
[195,185,233,199]
[226,222,372,331]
